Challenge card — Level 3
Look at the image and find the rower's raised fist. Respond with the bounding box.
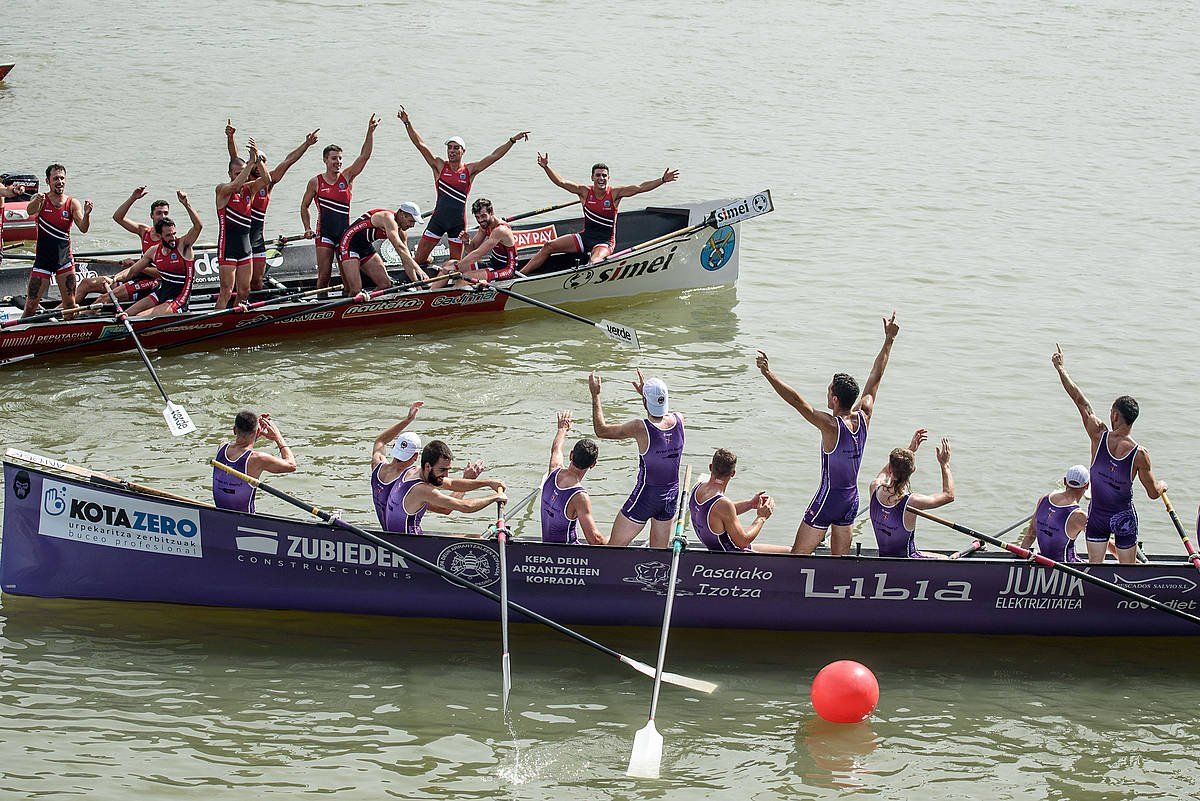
[226,119,236,137]
[662,168,679,183]
[557,410,572,430]
[176,190,190,204]
[305,128,320,147]
[1052,343,1065,370]
[537,152,549,168]
[588,371,602,396]
[755,349,771,375]
[83,199,93,214]
[883,311,899,340]
[131,185,148,200]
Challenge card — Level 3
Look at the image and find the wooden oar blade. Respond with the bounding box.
[163,401,196,436]
[626,720,663,779]
[620,655,718,694]
[597,319,641,350]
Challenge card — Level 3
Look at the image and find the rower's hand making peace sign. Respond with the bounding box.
[630,368,646,397]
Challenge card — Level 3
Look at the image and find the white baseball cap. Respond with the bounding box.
[445,136,467,150]
[391,432,422,461]
[643,377,669,417]
[1065,464,1090,488]
[397,201,422,223]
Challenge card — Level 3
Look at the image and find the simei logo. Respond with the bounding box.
[563,247,679,290]
[38,479,203,557]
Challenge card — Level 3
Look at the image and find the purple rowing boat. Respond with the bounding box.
[3,456,1198,636]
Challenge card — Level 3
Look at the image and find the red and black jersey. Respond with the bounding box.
[581,187,617,249]
[140,227,157,253]
[481,219,518,273]
[315,172,352,247]
[32,194,75,275]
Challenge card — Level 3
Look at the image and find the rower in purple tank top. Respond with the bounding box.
[539,411,606,545]
[1019,465,1089,563]
[1052,345,1166,564]
[758,313,900,555]
[369,401,423,528]
[589,370,685,548]
[689,448,789,553]
[867,428,958,559]
[382,439,507,535]
[211,409,297,513]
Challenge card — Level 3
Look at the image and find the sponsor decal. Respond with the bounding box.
[167,321,224,333]
[997,566,1085,611]
[514,225,556,250]
[234,527,412,579]
[700,226,736,272]
[343,297,424,317]
[511,554,599,586]
[38,479,202,557]
[436,541,501,588]
[290,310,336,323]
[1111,574,1197,594]
[98,324,127,341]
[431,288,497,307]
[3,330,102,349]
[690,563,774,599]
[236,314,273,328]
[562,246,679,290]
[713,190,773,226]
[264,247,285,269]
[623,561,693,596]
[13,470,31,500]
[563,268,594,291]
[192,251,222,281]
[799,569,972,601]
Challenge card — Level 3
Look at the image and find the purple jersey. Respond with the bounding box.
[869,489,923,558]
[1086,431,1141,549]
[804,411,868,530]
[370,463,409,528]
[540,468,586,544]
[690,483,748,552]
[213,443,257,513]
[1035,494,1082,562]
[384,475,427,535]
[620,416,685,525]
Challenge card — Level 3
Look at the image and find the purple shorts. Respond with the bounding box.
[620,483,678,525]
[1086,505,1138,550]
[803,491,859,531]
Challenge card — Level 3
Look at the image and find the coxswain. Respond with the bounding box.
[756,313,900,555]
[589,370,685,548]
[337,202,426,294]
[518,156,679,276]
[299,115,379,289]
[382,440,506,535]
[1052,344,1166,564]
[21,164,91,319]
[437,198,519,287]
[1018,465,1089,563]
[689,449,785,553]
[868,429,956,559]
[396,105,529,266]
[119,206,203,317]
[212,410,297,513]
[226,120,320,291]
[214,138,271,309]
[540,411,606,545]
[371,401,424,528]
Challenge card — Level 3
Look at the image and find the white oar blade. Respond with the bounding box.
[620,656,718,694]
[502,653,512,706]
[163,402,196,437]
[713,189,774,226]
[626,720,664,779]
[597,319,641,350]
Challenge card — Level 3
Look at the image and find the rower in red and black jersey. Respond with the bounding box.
[518,157,679,276]
[439,198,519,287]
[21,163,92,319]
[301,115,379,290]
[336,201,426,295]
[121,208,203,318]
[396,105,529,266]
[215,137,272,309]
[226,121,319,291]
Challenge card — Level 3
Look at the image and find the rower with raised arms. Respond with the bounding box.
[214,138,272,309]
[226,121,320,291]
[212,410,297,513]
[436,198,519,287]
[370,401,425,528]
[756,313,900,555]
[396,105,529,265]
[299,115,379,289]
[590,369,685,548]
[1019,464,1089,563]
[1052,344,1166,564]
[337,201,426,294]
[118,201,204,317]
[689,448,787,553]
[22,163,92,319]
[74,187,182,307]
[518,156,679,276]
[540,411,606,545]
[868,429,957,559]
[383,440,507,535]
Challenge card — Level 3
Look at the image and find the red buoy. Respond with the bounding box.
[811,660,879,723]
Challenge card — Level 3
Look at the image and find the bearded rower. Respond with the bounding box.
[226,121,320,291]
[519,156,679,276]
[299,116,378,289]
[212,410,297,513]
[1052,344,1166,564]
[118,208,203,318]
[383,440,507,535]
[437,198,519,287]
[689,448,785,553]
[337,202,425,294]
[1019,465,1089,563]
[215,138,272,309]
[757,314,900,555]
[540,411,606,545]
[396,105,529,266]
[868,429,956,559]
[22,163,92,319]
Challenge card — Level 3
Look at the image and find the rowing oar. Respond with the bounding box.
[628,465,694,779]
[467,278,641,350]
[948,511,1036,559]
[158,272,460,353]
[491,482,543,538]
[209,460,717,693]
[1160,492,1200,573]
[105,286,196,436]
[909,507,1200,628]
[7,448,213,507]
[605,215,716,263]
[496,500,513,715]
[504,199,580,224]
[2,298,115,328]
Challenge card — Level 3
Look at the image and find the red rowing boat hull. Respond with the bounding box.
[0,64,13,81]
[2,200,35,242]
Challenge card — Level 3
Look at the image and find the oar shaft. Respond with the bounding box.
[504,199,580,224]
[648,465,691,721]
[1160,492,1200,572]
[484,281,597,326]
[106,288,171,405]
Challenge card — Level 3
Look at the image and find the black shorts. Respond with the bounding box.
[422,206,466,241]
[150,279,192,313]
[31,242,73,277]
[220,225,253,266]
[316,214,350,250]
[250,220,267,259]
[339,228,378,262]
[574,228,615,255]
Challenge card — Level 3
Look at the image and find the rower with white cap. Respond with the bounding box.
[589,369,685,548]
[1018,465,1090,563]
[337,200,427,294]
[371,401,425,527]
[396,105,529,267]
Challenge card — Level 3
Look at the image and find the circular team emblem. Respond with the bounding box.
[265,247,285,268]
[563,268,594,290]
[436,541,501,588]
[378,240,400,264]
[752,194,770,214]
[700,226,736,272]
